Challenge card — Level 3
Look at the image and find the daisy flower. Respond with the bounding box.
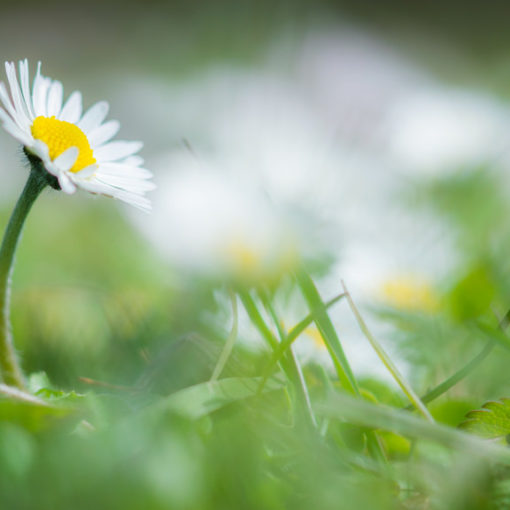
[134,151,301,284]
[0,59,154,211]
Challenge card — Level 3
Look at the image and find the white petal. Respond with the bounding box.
[0,108,31,145]
[122,155,144,166]
[53,146,78,171]
[75,176,151,211]
[31,139,50,161]
[32,62,50,117]
[58,172,77,194]
[73,164,97,179]
[5,62,30,129]
[59,91,82,123]
[46,80,63,118]
[96,174,156,193]
[74,177,114,195]
[77,101,109,134]
[94,141,142,162]
[112,190,152,212]
[18,59,34,120]
[98,163,152,179]
[0,83,22,128]
[88,120,120,148]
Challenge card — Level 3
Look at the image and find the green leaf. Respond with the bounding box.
[0,379,85,432]
[0,384,75,432]
[26,371,52,393]
[28,371,86,405]
[459,398,510,438]
[151,376,285,420]
[34,388,85,404]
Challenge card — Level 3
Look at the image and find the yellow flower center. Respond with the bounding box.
[226,240,261,274]
[380,277,438,312]
[305,327,327,350]
[31,116,96,173]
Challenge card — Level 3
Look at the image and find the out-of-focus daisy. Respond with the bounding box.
[0,60,154,210]
[134,152,300,284]
[386,88,510,175]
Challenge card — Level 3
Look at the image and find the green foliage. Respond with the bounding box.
[151,376,286,420]
[459,398,510,439]
[4,150,510,509]
[0,397,70,432]
[447,264,496,321]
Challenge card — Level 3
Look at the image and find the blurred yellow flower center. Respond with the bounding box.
[227,240,261,273]
[31,116,96,173]
[305,327,327,349]
[380,277,438,312]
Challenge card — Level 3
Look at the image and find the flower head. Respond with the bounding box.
[0,60,154,211]
[134,153,300,284]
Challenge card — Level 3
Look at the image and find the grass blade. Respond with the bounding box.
[257,288,317,428]
[295,270,387,462]
[342,280,434,422]
[238,288,316,429]
[256,292,345,392]
[295,271,358,395]
[317,391,510,465]
[210,289,239,381]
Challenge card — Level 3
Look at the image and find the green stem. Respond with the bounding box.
[0,170,47,388]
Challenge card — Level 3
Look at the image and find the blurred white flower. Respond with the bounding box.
[297,29,428,150]
[0,60,154,210]
[205,73,339,208]
[120,67,347,222]
[386,88,510,175]
[134,152,302,283]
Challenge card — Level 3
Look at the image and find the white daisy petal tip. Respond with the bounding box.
[0,59,155,210]
[58,172,77,194]
[53,146,79,172]
[30,139,50,162]
[123,155,144,167]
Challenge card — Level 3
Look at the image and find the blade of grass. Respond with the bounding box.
[257,289,317,428]
[237,289,278,350]
[237,288,316,429]
[342,280,434,422]
[256,292,345,393]
[317,391,510,465]
[408,339,495,409]
[294,271,387,463]
[406,308,509,408]
[210,289,239,382]
[295,271,358,395]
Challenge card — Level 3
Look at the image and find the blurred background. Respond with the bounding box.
[2,1,510,508]
[0,0,510,384]
[0,0,509,389]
